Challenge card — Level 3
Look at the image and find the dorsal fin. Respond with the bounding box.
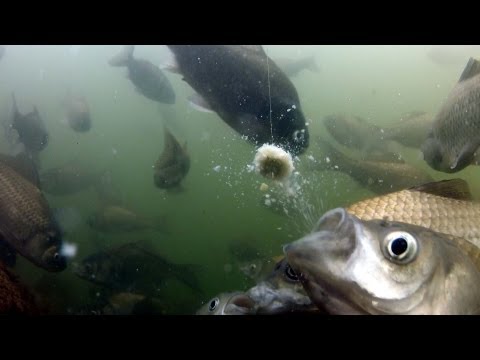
[459,57,480,82]
[409,179,472,200]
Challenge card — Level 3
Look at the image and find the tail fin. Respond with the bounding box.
[108,45,135,67]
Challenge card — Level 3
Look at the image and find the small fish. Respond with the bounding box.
[285,207,480,314]
[311,137,433,195]
[166,45,309,155]
[62,90,92,132]
[5,93,48,155]
[322,114,385,155]
[246,258,319,315]
[73,242,203,296]
[382,111,433,149]
[87,205,168,234]
[422,58,480,172]
[153,127,190,190]
[274,56,320,78]
[109,45,175,104]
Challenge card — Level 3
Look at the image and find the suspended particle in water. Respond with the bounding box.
[213,165,221,172]
[259,183,269,192]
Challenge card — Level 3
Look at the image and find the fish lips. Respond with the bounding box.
[283,208,359,311]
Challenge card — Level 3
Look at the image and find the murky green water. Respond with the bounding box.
[1,45,479,314]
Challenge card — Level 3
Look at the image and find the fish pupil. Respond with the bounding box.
[285,264,299,281]
[391,238,408,256]
[209,298,219,311]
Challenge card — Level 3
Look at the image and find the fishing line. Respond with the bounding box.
[266,54,274,142]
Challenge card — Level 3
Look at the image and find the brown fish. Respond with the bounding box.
[87,205,168,234]
[62,91,92,132]
[285,207,480,315]
[322,114,385,154]
[0,154,67,271]
[383,111,433,149]
[153,127,190,190]
[346,179,480,248]
[311,137,433,195]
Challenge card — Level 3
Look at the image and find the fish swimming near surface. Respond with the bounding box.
[73,242,203,296]
[153,126,190,190]
[274,56,320,78]
[87,205,169,234]
[4,93,48,156]
[310,137,433,195]
[0,153,67,271]
[422,58,480,173]
[284,207,480,314]
[61,90,92,132]
[166,45,310,155]
[109,45,175,104]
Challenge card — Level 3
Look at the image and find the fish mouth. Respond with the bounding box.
[42,245,67,272]
[284,208,362,313]
[225,293,256,315]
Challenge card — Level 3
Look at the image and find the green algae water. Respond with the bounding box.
[1,45,480,314]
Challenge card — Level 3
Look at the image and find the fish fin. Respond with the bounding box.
[458,57,480,82]
[0,237,17,268]
[108,45,135,67]
[0,152,41,187]
[187,93,215,113]
[450,141,480,171]
[410,179,472,201]
[160,56,181,74]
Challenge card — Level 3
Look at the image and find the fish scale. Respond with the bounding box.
[347,188,480,248]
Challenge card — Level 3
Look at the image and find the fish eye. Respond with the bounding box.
[208,298,220,312]
[293,129,305,142]
[284,264,299,281]
[384,231,418,264]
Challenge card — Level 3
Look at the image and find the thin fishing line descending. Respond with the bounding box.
[266,54,273,142]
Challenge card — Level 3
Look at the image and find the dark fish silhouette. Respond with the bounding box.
[62,91,92,132]
[109,45,175,104]
[167,45,309,155]
[73,243,202,296]
[5,93,48,156]
[153,127,190,190]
